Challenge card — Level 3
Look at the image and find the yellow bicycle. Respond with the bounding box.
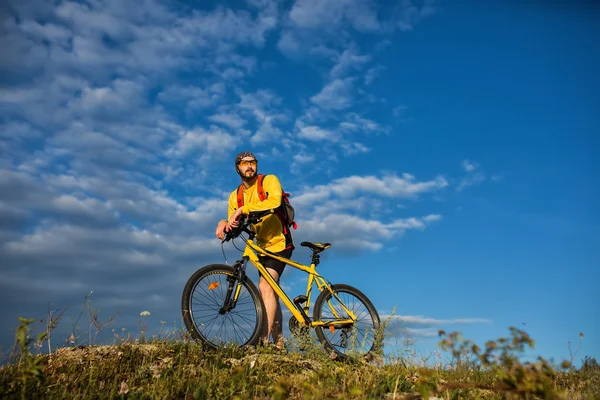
[181,210,381,360]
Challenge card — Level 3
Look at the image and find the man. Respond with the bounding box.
[215,151,294,349]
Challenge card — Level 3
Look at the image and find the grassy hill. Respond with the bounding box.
[1,318,599,399]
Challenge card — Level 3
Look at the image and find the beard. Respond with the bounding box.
[237,168,257,182]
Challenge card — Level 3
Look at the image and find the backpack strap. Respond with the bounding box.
[256,174,267,201]
[257,174,289,232]
[237,174,267,208]
[236,184,244,208]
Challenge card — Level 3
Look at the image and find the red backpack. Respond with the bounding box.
[236,174,297,230]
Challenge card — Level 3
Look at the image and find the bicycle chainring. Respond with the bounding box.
[288,316,309,336]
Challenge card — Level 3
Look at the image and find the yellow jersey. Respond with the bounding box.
[227,174,294,253]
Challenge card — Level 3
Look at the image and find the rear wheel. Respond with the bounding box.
[313,284,380,360]
[181,264,266,349]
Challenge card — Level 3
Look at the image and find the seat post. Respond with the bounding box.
[311,251,321,266]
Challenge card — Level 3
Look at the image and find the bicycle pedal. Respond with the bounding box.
[294,295,308,305]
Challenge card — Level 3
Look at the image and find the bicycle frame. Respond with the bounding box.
[234,237,357,329]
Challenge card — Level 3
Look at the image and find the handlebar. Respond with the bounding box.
[222,209,274,243]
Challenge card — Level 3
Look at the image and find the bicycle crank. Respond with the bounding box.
[288,316,309,334]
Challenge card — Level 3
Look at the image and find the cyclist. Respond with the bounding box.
[215,151,294,350]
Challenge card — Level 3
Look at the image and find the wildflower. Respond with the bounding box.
[118,382,129,395]
[66,334,75,344]
[140,311,151,317]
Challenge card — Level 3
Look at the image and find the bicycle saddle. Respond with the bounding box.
[300,242,331,252]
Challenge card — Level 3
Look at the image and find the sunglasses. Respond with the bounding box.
[238,159,257,167]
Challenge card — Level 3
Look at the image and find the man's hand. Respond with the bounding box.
[215,220,228,240]
[227,208,244,231]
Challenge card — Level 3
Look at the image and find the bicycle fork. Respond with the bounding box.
[219,257,248,314]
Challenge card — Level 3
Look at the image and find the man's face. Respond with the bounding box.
[237,157,257,180]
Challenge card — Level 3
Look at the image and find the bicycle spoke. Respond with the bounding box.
[314,285,379,359]
[186,270,262,347]
[225,312,252,341]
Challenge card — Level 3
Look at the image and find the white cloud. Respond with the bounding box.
[461,159,478,172]
[298,213,441,252]
[278,0,437,60]
[310,78,355,110]
[424,214,442,222]
[208,112,247,129]
[458,160,485,191]
[288,0,380,33]
[285,172,447,250]
[0,0,449,353]
[251,123,283,144]
[329,173,448,198]
[286,110,387,168]
[0,87,44,105]
[383,315,491,326]
[0,121,43,165]
[402,328,440,338]
[341,142,370,155]
[290,152,315,172]
[292,173,448,212]
[330,46,372,79]
[294,106,330,126]
[457,172,485,191]
[293,153,315,164]
[1,222,220,289]
[237,90,289,144]
[393,0,438,32]
[1,0,280,131]
[184,5,278,47]
[309,44,339,60]
[393,105,408,117]
[276,30,302,55]
[380,314,491,342]
[1,167,229,240]
[52,195,118,222]
[339,112,385,134]
[158,85,224,113]
[169,126,237,159]
[296,123,335,141]
[78,80,148,120]
[364,65,386,85]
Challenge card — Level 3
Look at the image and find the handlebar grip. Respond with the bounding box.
[221,210,274,242]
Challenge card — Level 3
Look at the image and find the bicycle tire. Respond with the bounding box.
[181,264,266,349]
[313,284,380,360]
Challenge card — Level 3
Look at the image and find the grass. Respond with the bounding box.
[1,300,598,399]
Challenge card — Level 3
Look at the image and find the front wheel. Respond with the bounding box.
[313,284,380,360]
[181,264,266,349]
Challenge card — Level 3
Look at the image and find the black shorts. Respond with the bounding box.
[259,247,293,280]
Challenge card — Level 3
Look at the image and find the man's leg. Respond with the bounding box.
[271,276,284,348]
[258,268,281,345]
[258,248,291,347]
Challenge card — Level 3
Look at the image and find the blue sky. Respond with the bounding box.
[1,0,598,365]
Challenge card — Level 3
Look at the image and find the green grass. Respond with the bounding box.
[1,316,598,399]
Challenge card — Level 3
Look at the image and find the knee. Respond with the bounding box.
[259,278,273,294]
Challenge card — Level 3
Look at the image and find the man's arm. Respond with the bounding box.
[240,175,283,215]
[227,191,236,220]
[216,192,236,239]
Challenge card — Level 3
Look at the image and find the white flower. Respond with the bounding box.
[140,311,151,316]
